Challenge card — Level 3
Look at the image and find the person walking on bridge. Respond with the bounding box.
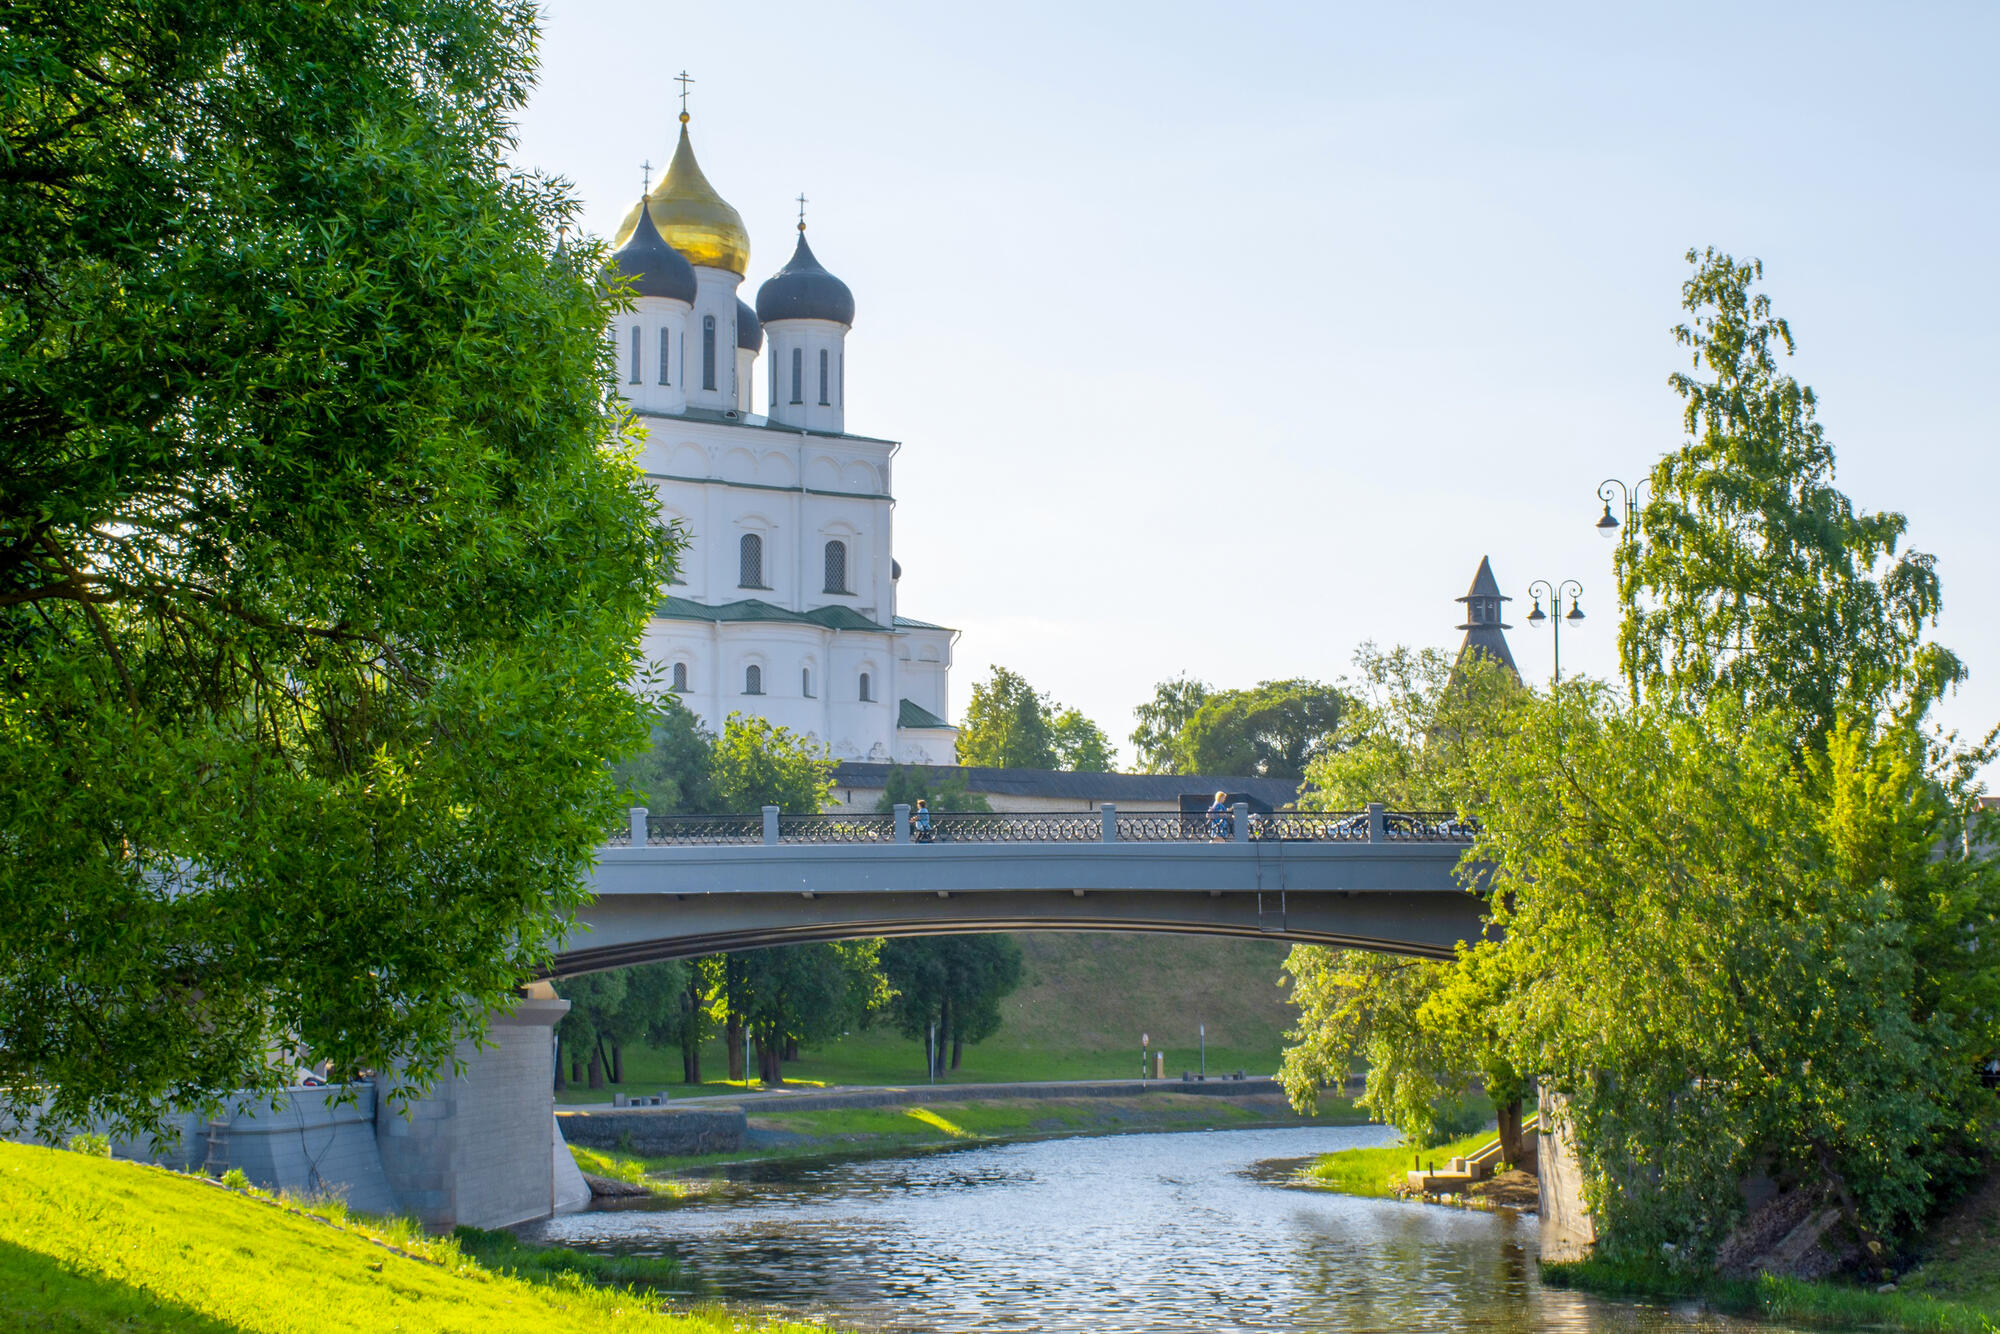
[911,798,933,843]
[1207,790,1231,841]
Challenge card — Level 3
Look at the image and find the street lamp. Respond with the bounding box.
[1525,579,1585,684]
[1596,476,1652,542]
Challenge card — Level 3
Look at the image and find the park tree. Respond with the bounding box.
[1130,675,1213,773]
[880,936,1025,1076]
[554,971,628,1092]
[611,697,717,815]
[956,666,1114,771]
[0,0,673,1138]
[709,713,834,814]
[1618,248,1963,744]
[1172,679,1349,779]
[873,764,993,814]
[1278,647,1525,1154]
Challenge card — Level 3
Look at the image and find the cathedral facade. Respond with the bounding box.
[607,111,957,763]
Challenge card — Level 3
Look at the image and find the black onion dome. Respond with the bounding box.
[755,232,854,326]
[736,298,762,351]
[605,199,697,303]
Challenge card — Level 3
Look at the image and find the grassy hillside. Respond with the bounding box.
[558,932,1299,1101]
[0,1141,821,1333]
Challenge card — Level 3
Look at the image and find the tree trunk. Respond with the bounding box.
[937,993,953,1079]
[1496,1096,1525,1167]
[725,1014,744,1082]
[951,1034,964,1071]
[755,1032,782,1086]
[553,1042,567,1092]
[681,982,702,1084]
[570,1051,584,1085]
[611,1041,624,1085]
[783,1037,800,1062]
[587,1044,604,1090]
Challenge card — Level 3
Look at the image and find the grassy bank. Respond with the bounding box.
[1542,1255,2000,1334]
[576,1089,1362,1176]
[1296,1125,1496,1197]
[558,932,1295,1104]
[0,1141,823,1333]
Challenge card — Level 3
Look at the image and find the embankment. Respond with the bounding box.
[563,1079,1356,1172]
[0,1140,823,1333]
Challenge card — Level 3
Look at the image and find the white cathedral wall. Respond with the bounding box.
[615,298,690,417]
[763,318,847,435]
[683,266,744,413]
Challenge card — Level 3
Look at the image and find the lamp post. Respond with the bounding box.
[1525,579,1585,685]
[1596,476,1652,543]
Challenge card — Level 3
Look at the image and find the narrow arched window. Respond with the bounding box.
[738,533,764,588]
[628,325,641,384]
[790,347,803,404]
[823,540,848,593]
[702,315,716,391]
[658,328,671,385]
[769,360,777,411]
[859,671,872,702]
[837,352,843,404]
[745,664,762,695]
[818,348,830,405]
[671,662,688,692]
[802,666,814,698]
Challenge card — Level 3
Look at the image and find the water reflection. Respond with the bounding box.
[520,1126,1798,1333]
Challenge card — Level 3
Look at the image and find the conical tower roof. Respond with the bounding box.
[1453,556,1519,677]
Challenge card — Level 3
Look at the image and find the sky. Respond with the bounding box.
[513,1,2000,771]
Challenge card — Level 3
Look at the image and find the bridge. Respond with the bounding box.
[175,803,1492,1236]
[559,802,1491,975]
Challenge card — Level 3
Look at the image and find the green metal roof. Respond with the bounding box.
[892,614,954,632]
[898,698,953,730]
[655,596,891,633]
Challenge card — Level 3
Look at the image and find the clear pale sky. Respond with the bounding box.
[514,2,1999,771]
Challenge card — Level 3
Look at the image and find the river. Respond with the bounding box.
[521,1124,1804,1332]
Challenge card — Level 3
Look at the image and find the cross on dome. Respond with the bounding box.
[675,70,695,123]
[796,192,808,232]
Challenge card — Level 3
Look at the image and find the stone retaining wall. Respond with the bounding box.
[558,1107,748,1157]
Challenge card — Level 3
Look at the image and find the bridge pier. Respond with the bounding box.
[372,996,590,1232]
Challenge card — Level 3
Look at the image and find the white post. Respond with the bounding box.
[1367,802,1386,844]
[1101,802,1116,843]
[894,803,911,845]
[762,805,780,846]
[1232,802,1250,843]
[628,806,648,847]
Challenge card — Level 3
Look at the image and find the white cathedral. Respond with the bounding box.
[607,110,957,763]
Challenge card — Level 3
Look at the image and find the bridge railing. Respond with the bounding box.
[608,803,1479,848]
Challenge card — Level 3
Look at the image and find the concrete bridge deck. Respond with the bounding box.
[559,803,1491,975]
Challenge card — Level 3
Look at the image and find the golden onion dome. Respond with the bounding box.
[614,117,749,275]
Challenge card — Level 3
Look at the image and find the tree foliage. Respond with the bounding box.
[955,666,1114,771]
[871,764,993,814]
[1130,675,1212,773]
[1463,688,1997,1258]
[709,713,833,814]
[0,0,671,1138]
[609,697,716,815]
[1619,249,1961,743]
[879,936,1024,1076]
[1277,253,1998,1264]
[1132,676,1350,779]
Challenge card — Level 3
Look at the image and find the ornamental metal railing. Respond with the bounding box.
[643,814,767,846]
[777,813,897,843]
[922,813,1103,843]
[609,804,1479,848]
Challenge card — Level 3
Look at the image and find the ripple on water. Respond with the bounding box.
[520,1124,1806,1333]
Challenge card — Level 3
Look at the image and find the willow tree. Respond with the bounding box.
[1,0,673,1138]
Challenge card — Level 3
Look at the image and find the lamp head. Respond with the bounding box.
[1566,598,1585,624]
[1527,600,1547,629]
[1597,501,1619,540]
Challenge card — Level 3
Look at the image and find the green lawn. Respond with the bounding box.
[0,1141,826,1333]
[1299,1125,1499,1197]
